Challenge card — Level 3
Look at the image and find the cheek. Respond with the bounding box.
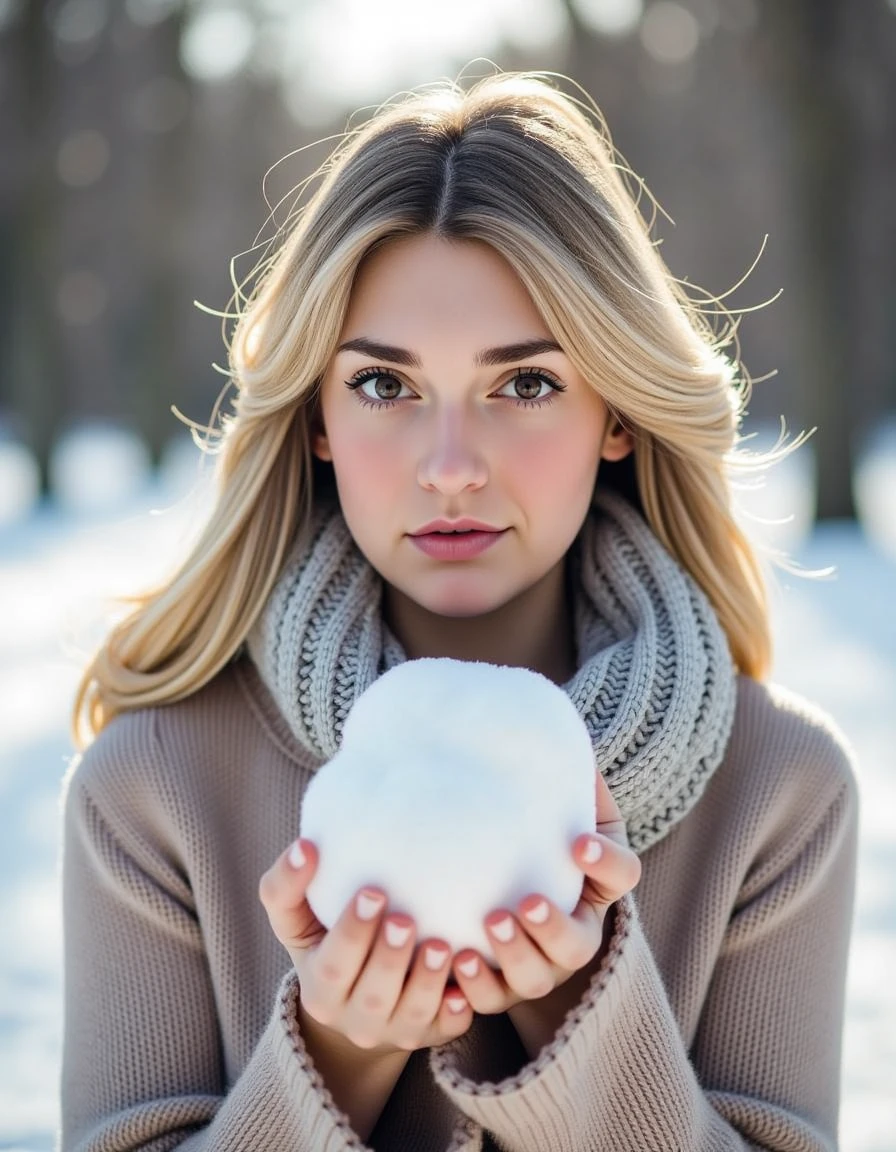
[327,422,406,506]
[505,424,602,505]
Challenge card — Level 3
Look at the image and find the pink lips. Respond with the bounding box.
[409,519,507,561]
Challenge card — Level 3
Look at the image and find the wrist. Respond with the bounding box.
[298,999,409,1066]
[298,1000,410,1140]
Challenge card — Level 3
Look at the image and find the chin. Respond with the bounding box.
[409,582,519,620]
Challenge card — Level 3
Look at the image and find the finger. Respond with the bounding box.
[258,839,322,950]
[573,833,642,906]
[301,887,386,1025]
[436,985,473,1038]
[452,948,510,1014]
[516,893,600,973]
[389,938,453,1048]
[344,914,417,1047]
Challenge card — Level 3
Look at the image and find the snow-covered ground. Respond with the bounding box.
[1,428,894,1150]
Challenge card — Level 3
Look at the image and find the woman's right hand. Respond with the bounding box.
[259,838,473,1054]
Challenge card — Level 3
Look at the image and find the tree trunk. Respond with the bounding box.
[760,0,857,519]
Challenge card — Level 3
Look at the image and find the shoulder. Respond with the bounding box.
[710,675,859,860]
[64,659,316,838]
[729,675,857,793]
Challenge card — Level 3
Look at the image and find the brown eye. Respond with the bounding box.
[513,374,545,401]
[497,368,565,405]
[345,369,411,405]
[372,375,402,400]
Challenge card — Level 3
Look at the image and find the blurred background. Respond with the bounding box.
[1,1,895,1149]
[0,0,895,521]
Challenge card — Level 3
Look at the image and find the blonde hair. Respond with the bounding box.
[74,70,779,748]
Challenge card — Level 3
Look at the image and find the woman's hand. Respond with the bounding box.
[259,840,472,1054]
[451,771,641,1020]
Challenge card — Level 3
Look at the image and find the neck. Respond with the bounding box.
[382,559,577,686]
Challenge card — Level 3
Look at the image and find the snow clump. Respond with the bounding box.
[299,657,597,961]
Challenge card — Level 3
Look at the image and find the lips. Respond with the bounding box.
[411,518,504,536]
[409,527,507,561]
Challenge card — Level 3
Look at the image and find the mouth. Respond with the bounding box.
[408,526,508,560]
[411,520,505,536]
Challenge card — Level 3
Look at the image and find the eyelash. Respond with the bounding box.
[343,366,567,410]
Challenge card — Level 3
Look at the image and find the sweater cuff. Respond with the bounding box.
[274,972,486,1152]
[269,971,372,1150]
[429,895,638,1149]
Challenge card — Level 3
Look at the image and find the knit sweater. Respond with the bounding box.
[60,658,858,1152]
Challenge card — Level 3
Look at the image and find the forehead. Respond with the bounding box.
[340,234,552,343]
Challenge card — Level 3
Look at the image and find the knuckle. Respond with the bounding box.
[361,992,385,1013]
[470,991,504,1015]
[317,961,344,985]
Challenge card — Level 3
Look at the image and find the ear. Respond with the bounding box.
[311,428,332,462]
[600,417,634,463]
[309,405,332,462]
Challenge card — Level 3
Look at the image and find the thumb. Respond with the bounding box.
[259,839,325,951]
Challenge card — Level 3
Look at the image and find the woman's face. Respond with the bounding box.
[314,233,632,621]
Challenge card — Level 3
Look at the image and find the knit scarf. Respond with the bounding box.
[246,489,737,853]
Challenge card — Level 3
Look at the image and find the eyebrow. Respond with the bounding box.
[336,337,563,367]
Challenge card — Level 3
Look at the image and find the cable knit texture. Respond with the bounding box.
[247,489,737,853]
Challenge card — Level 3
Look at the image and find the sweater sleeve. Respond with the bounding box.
[429,761,858,1151]
[60,754,372,1152]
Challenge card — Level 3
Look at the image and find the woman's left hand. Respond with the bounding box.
[451,770,641,1013]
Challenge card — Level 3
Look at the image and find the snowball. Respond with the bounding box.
[299,658,596,962]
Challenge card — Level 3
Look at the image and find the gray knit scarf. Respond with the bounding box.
[247,488,736,853]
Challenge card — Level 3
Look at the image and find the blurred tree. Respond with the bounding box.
[760,0,857,520]
[1,0,892,519]
[2,0,66,494]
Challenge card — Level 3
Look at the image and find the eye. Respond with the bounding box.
[344,368,413,407]
[496,369,566,406]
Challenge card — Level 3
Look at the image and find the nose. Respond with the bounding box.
[416,405,488,495]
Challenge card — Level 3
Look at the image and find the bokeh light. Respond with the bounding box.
[49,0,108,64]
[571,0,642,38]
[180,7,255,83]
[57,129,110,188]
[640,1,700,64]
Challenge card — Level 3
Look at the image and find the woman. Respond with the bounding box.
[63,71,857,1150]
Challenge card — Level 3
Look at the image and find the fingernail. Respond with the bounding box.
[446,994,468,1014]
[287,840,306,869]
[424,945,449,970]
[457,955,479,978]
[582,837,603,864]
[356,890,385,921]
[384,920,411,948]
[523,899,550,925]
[489,916,515,944]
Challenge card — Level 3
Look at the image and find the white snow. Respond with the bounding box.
[301,658,596,960]
[1,432,894,1150]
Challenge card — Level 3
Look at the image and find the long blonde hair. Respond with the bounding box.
[74,70,780,748]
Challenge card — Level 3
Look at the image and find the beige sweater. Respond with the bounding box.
[60,659,857,1151]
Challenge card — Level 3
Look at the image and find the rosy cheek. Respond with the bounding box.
[329,426,406,498]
